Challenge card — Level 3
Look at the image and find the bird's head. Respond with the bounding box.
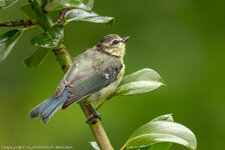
[94,34,129,58]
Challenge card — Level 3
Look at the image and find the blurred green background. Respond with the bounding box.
[0,0,225,149]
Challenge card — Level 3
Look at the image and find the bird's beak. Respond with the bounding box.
[122,36,129,43]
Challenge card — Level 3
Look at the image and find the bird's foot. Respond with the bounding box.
[86,112,102,123]
[86,104,102,123]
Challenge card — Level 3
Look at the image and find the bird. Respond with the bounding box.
[29,34,129,123]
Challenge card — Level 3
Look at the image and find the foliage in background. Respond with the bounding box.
[0,0,197,150]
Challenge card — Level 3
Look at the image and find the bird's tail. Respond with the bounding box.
[29,89,69,123]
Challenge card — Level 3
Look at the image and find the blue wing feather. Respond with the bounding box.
[62,60,122,109]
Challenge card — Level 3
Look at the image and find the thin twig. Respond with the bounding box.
[0,19,39,27]
[57,8,71,23]
[95,99,106,110]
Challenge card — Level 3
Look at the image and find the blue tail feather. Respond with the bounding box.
[29,88,69,123]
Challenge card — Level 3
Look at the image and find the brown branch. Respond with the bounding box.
[53,44,73,73]
[57,8,71,23]
[80,103,114,150]
[0,19,39,27]
[53,46,113,149]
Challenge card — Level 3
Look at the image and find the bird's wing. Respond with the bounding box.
[62,57,123,109]
[55,50,94,97]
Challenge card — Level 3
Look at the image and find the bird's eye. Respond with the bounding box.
[112,40,119,45]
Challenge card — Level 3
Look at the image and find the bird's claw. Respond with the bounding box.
[86,113,102,123]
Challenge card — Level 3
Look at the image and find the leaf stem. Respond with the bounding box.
[0,19,39,27]
[57,8,71,23]
[29,0,53,31]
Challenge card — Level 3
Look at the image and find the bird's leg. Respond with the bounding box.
[86,104,102,123]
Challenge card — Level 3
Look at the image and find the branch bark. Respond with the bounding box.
[57,8,71,23]
[80,103,114,150]
[53,45,73,73]
[0,19,39,27]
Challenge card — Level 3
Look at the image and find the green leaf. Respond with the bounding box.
[65,9,114,25]
[122,114,197,150]
[140,115,174,150]
[20,4,37,19]
[0,29,23,64]
[139,143,172,150]
[150,114,173,122]
[89,141,100,150]
[0,0,18,10]
[31,24,64,48]
[149,142,172,150]
[24,48,50,69]
[112,68,166,96]
[140,147,150,150]
[44,0,94,12]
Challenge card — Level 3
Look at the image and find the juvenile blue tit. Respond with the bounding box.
[29,34,129,123]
